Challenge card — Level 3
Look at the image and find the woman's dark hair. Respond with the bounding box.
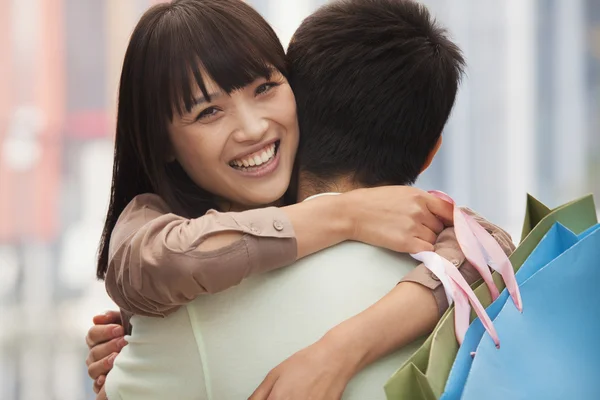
[97,0,287,279]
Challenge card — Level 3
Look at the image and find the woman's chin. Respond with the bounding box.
[242,185,288,208]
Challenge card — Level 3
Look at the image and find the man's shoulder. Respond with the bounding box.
[300,241,417,267]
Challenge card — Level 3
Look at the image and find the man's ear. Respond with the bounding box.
[420,136,443,173]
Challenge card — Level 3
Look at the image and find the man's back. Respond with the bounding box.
[106,242,425,400]
[189,241,424,399]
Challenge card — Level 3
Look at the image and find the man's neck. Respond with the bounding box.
[297,171,363,202]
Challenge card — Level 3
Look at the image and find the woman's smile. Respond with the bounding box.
[229,140,281,177]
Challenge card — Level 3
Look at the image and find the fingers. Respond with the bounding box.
[86,324,124,349]
[415,224,438,246]
[88,352,119,381]
[423,194,454,226]
[87,336,127,368]
[92,311,122,326]
[96,385,108,400]
[419,207,445,235]
[404,238,435,254]
[93,375,106,394]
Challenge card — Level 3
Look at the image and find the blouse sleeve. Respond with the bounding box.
[105,194,297,317]
[399,207,516,316]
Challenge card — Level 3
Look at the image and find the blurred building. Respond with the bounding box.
[418,0,598,237]
[0,0,598,399]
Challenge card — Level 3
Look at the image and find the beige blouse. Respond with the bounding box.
[104,193,515,328]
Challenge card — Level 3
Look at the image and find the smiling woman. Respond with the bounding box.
[94,1,459,397]
[99,0,293,229]
[97,0,459,322]
[97,0,454,317]
[168,69,299,210]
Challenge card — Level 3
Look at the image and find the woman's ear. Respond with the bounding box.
[420,136,443,173]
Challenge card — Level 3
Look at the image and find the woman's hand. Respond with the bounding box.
[286,186,453,260]
[85,311,127,394]
[249,331,360,400]
[342,186,453,253]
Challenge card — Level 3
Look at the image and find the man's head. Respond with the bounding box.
[287,0,465,195]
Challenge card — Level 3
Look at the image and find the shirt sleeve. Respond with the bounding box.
[105,194,298,318]
[400,207,516,316]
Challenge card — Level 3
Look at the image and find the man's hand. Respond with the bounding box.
[85,311,127,395]
[249,332,360,400]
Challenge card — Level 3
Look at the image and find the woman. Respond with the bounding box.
[99,0,452,326]
[94,0,475,399]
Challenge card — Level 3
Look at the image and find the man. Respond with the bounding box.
[87,1,513,398]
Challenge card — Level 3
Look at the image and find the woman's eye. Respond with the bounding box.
[255,82,279,96]
[196,107,220,122]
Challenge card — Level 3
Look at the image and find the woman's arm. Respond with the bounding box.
[400,207,516,315]
[250,214,516,400]
[106,187,453,318]
[249,281,438,400]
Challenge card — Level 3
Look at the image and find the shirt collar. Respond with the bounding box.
[303,192,342,202]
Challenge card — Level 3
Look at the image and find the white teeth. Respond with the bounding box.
[231,142,277,169]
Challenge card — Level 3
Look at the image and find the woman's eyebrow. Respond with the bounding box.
[187,91,223,111]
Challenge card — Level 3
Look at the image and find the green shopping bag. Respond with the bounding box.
[384,194,597,400]
[520,194,552,242]
[519,193,595,243]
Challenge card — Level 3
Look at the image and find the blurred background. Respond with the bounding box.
[0,0,598,398]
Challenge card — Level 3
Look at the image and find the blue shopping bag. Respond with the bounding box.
[454,223,600,400]
[441,222,599,400]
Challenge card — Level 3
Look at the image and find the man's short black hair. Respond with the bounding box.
[288,0,465,187]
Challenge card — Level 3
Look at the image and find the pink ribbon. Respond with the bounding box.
[411,191,523,346]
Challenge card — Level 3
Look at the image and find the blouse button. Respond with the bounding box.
[273,220,284,231]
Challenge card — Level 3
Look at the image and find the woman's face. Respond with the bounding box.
[168,69,299,209]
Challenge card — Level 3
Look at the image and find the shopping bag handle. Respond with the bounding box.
[411,191,522,346]
[430,191,522,311]
[412,252,500,347]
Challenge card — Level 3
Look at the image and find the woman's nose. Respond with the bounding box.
[233,110,269,143]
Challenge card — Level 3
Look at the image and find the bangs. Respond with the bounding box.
[146,0,288,119]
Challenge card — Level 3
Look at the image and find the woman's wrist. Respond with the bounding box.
[337,189,367,242]
[328,192,357,241]
[283,194,353,259]
[319,323,369,380]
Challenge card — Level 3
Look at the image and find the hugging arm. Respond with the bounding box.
[106,187,453,318]
[250,212,515,400]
